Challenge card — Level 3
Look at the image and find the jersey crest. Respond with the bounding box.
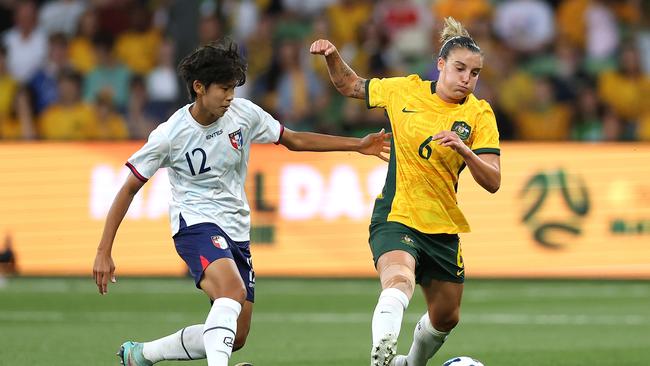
[451,121,471,141]
[229,129,243,150]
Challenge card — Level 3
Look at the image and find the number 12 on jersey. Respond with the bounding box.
[185,148,212,176]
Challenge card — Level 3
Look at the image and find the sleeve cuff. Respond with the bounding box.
[126,162,149,182]
[473,148,500,156]
[365,79,373,109]
[274,124,285,145]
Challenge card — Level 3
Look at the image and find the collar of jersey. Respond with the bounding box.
[185,103,222,129]
[430,81,466,110]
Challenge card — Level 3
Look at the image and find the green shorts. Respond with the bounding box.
[369,221,465,284]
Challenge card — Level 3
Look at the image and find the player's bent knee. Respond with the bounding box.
[227,285,247,304]
[384,273,414,291]
[380,265,415,295]
[204,286,247,304]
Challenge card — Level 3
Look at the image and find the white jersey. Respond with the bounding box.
[126,98,283,241]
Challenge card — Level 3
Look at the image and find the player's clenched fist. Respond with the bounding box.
[309,39,337,56]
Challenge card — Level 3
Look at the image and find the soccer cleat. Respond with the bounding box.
[371,333,398,366]
[118,341,153,366]
[391,355,407,366]
[234,363,254,366]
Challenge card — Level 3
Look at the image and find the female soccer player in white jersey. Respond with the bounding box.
[92,39,391,366]
[311,17,501,366]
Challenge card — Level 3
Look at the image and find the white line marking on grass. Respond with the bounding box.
[0,311,648,326]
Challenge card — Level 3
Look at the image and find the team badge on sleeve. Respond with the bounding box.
[228,129,243,150]
[211,235,229,249]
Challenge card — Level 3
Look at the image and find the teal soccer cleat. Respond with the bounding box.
[118,341,153,366]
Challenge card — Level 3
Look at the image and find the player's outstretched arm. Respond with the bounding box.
[280,127,391,162]
[93,173,145,295]
[309,39,367,99]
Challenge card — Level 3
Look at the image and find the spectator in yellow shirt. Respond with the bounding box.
[515,77,571,140]
[0,45,17,120]
[0,86,36,140]
[433,0,492,26]
[598,44,650,126]
[326,0,372,49]
[95,93,129,140]
[114,5,161,75]
[39,69,98,140]
[68,9,98,74]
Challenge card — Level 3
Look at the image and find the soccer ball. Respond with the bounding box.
[442,356,485,366]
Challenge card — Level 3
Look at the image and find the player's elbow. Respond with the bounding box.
[336,77,361,98]
[477,176,500,193]
[279,130,305,151]
[480,171,501,193]
[282,139,302,151]
[340,85,356,98]
[333,82,353,97]
[485,181,500,193]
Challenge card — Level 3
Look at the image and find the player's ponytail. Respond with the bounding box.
[438,17,481,60]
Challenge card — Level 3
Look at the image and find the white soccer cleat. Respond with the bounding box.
[392,355,407,366]
[371,333,398,366]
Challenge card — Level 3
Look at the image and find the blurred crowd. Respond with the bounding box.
[1,0,649,141]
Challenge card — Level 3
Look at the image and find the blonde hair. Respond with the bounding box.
[439,17,471,44]
[438,17,480,59]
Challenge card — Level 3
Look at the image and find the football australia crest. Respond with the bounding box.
[451,121,471,141]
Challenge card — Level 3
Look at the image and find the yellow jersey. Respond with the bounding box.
[367,75,500,234]
[38,103,97,140]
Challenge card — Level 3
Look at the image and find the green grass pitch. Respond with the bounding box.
[0,277,648,365]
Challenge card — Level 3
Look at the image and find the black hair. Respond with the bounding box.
[92,31,115,50]
[58,68,82,86]
[438,17,481,60]
[48,32,68,47]
[177,39,247,101]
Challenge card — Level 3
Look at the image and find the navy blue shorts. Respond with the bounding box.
[173,218,255,302]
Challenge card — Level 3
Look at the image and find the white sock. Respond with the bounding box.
[142,324,206,362]
[203,297,242,366]
[371,288,410,346]
[406,313,450,366]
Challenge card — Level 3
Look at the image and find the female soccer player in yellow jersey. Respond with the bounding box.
[310,17,501,366]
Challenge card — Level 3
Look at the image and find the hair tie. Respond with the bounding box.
[440,36,464,50]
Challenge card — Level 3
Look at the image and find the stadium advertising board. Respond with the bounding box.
[1,142,648,278]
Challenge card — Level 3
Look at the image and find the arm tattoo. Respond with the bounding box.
[327,53,365,99]
[329,56,351,87]
[350,78,367,99]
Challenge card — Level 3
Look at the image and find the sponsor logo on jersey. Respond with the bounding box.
[451,121,471,141]
[402,107,420,113]
[206,129,223,140]
[211,235,229,249]
[229,129,243,150]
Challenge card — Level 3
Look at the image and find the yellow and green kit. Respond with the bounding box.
[366,75,500,283]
